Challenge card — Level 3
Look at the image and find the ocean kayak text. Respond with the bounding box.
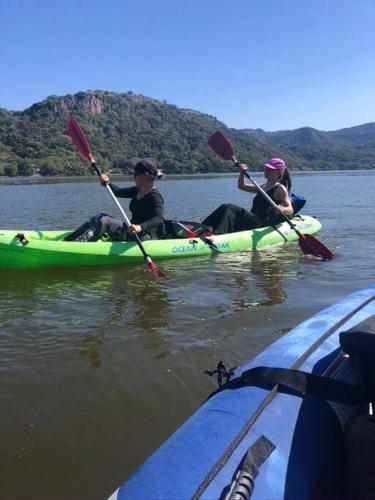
[171,242,230,253]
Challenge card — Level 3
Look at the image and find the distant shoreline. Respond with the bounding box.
[1,169,375,186]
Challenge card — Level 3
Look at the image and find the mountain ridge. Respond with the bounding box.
[0,90,374,176]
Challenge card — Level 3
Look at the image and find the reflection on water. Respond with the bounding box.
[0,248,295,379]
[78,276,172,369]
[0,266,173,370]
[236,249,289,307]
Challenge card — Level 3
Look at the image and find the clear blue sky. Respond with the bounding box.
[1,0,374,131]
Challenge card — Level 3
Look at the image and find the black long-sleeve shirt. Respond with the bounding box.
[108,183,164,233]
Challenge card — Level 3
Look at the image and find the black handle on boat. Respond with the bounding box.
[224,435,275,500]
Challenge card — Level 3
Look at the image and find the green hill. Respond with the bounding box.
[0,90,374,176]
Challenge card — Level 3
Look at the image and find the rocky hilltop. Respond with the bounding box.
[0,90,374,176]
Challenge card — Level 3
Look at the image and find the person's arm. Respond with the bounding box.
[139,191,164,232]
[99,174,137,198]
[108,183,137,198]
[273,185,294,216]
[237,164,258,193]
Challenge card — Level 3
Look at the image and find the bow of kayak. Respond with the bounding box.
[109,285,375,500]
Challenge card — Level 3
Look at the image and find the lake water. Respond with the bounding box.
[1,171,375,499]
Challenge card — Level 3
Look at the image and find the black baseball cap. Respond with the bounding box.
[133,158,158,176]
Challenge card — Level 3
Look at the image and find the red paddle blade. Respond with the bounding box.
[298,234,335,260]
[67,116,93,161]
[146,260,168,278]
[208,130,235,160]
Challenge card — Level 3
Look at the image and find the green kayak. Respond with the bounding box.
[0,215,321,269]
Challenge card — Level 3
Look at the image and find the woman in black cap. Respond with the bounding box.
[65,159,165,242]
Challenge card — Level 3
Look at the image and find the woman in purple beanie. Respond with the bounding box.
[201,158,293,234]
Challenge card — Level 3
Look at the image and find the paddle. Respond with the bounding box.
[67,116,168,277]
[208,130,335,260]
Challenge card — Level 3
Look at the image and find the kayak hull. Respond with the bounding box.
[0,215,320,269]
[110,285,375,500]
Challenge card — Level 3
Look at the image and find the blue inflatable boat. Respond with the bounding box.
[109,285,375,499]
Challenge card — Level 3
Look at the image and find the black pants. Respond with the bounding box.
[64,214,127,242]
[202,204,260,234]
[313,413,375,500]
[343,414,375,500]
[65,213,165,242]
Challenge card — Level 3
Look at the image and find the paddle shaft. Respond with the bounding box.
[90,160,153,263]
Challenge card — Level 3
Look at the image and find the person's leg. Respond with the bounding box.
[64,213,106,242]
[202,204,242,234]
[234,207,259,231]
[343,413,375,500]
[64,214,124,242]
[99,216,126,241]
[202,204,226,228]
